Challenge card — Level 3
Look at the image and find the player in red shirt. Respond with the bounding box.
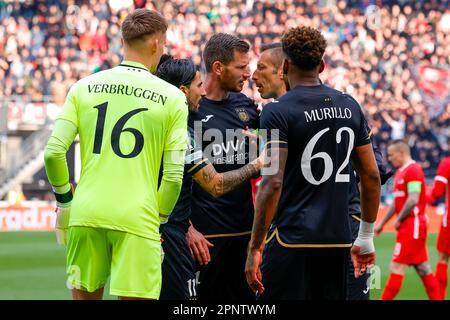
[375,140,440,300]
[428,149,450,299]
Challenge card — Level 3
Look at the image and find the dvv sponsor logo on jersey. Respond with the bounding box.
[192,120,280,173]
[212,139,246,156]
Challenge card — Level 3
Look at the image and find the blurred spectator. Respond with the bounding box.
[381,111,406,140]
[1,0,449,176]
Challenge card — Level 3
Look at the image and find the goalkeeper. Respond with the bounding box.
[43,9,187,300]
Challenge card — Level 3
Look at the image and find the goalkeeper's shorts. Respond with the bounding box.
[66,226,162,299]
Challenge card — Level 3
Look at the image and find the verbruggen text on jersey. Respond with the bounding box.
[87,84,168,105]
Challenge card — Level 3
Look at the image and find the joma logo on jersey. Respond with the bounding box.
[235,108,250,122]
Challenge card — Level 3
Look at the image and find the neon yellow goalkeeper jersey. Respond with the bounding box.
[58,60,188,240]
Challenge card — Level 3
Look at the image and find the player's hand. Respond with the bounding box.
[55,202,71,246]
[245,248,264,294]
[242,127,258,143]
[243,127,260,166]
[351,245,375,279]
[52,183,74,246]
[186,224,214,265]
[251,152,265,173]
[374,224,383,236]
[352,220,375,278]
[394,220,401,231]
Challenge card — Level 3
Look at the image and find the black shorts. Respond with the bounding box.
[259,237,350,300]
[347,215,370,300]
[197,234,254,300]
[160,223,197,300]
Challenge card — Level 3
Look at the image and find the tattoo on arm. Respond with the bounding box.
[219,162,259,195]
[201,165,216,184]
[195,162,259,198]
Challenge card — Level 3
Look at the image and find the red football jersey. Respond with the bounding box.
[432,156,450,228]
[393,161,427,239]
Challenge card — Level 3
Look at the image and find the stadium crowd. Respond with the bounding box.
[1,0,449,176]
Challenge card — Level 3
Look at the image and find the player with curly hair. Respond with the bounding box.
[245,26,381,299]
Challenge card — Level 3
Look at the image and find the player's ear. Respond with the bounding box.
[147,36,158,54]
[212,61,222,76]
[318,60,325,74]
[277,66,284,80]
[179,85,189,96]
[282,59,289,76]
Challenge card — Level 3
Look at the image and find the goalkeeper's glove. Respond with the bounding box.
[53,184,74,246]
[55,203,70,246]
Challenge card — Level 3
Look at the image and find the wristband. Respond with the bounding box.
[53,183,74,204]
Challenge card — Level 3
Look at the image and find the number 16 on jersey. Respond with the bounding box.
[93,101,148,159]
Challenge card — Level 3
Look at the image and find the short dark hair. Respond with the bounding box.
[156,56,197,88]
[281,26,327,71]
[203,33,250,72]
[121,9,168,45]
[157,53,173,68]
[261,42,284,69]
[261,42,282,51]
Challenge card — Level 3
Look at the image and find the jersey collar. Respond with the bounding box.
[119,60,150,73]
[400,160,415,171]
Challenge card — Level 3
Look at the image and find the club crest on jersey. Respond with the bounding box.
[235,108,250,122]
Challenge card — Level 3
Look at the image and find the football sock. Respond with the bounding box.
[435,262,448,299]
[381,273,403,300]
[421,273,442,300]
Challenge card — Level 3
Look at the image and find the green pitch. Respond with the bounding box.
[0,232,113,300]
[0,231,448,300]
